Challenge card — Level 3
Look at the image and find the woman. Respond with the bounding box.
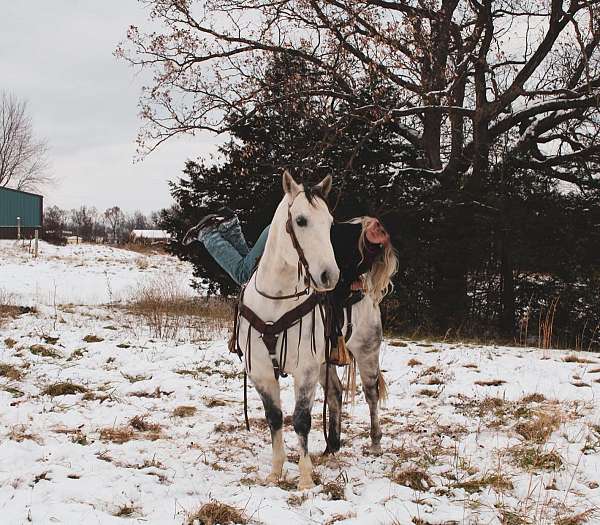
[183,207,398,361]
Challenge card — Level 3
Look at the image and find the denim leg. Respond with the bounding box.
[202,225,270,285]
[240,225,270,281]
[217,217,249,256]
[202,229,248,286]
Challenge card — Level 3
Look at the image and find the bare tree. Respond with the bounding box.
[71,206,99,242]
[118,0,600,326]
[0,90,51,191]
[104,206,125,243]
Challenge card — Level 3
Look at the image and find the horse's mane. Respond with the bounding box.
[302,184,329,209]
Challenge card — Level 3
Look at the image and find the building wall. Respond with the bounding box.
[0,187,43,230]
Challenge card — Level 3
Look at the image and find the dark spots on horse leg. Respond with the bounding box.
[256,387,282,436]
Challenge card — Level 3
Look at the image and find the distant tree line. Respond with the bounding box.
[43,205,161,244]
[121,1,600,349]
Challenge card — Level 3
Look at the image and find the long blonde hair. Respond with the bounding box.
[350,216,399,304]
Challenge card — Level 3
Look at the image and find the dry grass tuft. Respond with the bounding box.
[129,415,161,432]
[173,405,197,418]
[475,379,507,387]
[186,500,247,525]
[324,512,357,525]
[0,363,22,380]
[562,354,596,364]
[29,344,61,358]
[556,510,597,525]
[407,358,422,367]
[121,372,151,383]
[521,393,546,403]
[509,445,563,471]
[9,425,43,444]
[0,289,21,323]
[113,504,138,517]
[42,382,88,397]
[453,473,514,493]
[321,475,347,500]
[4,337,17,348]
[126,276,232,341]
[514,410,561,443]
[83,334,104,343]
[99,427,136,444]
[390,467,433,491]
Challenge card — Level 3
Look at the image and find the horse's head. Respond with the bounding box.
[273,171,339,292]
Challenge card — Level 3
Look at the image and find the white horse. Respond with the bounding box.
[236,171,339,490]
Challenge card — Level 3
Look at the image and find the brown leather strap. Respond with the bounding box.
[239,293,323,378]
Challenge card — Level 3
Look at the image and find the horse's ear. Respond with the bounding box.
[282,170,301,197]
[314,175,332,198]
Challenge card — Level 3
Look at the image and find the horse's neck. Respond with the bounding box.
[252,200,305,306]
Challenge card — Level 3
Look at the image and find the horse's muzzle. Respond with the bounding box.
[315,267,340,291]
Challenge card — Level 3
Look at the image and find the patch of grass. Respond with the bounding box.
[173,405,197,417]
[0,363,22,380]
[129,415,161,432]
[286,492,309,507]
[475,379,506,387]
[2,385,24,397]
[121,372,151,383]
[418,388,440,398]
[42,382,88,397]
[321,475,347,500]
[452,473,513,493]
[514,410,561,443]
[509,445,563,471]
[324,513,357,525]
[521,393,546,403]
[562,354,596,364]
[407,358,422,367]
[556,510,596,525]
[99,427,135,444]
[186,500,247,525]
[130,386,173,398]
[205,398,227,408]
[29,344,60,358]
[83,334,104,343]
[9,425,43,444]
[126,276,232,341]
[113,504,138,518]
[116,343,131,349]
[463,363,479,369]
[4,337,17,348]
[390,467,433,491]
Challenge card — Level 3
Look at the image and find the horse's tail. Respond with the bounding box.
[377,369,388,407]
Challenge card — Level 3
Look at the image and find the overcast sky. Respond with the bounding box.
[1,1,223,214]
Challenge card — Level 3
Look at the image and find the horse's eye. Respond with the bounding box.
[296,216,307,227]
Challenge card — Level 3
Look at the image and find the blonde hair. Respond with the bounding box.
[350,216,399,304]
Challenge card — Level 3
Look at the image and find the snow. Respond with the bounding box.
[2,241,600,524]
[0,240,194,306]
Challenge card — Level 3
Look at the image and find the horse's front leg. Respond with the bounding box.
[319,363,342,454]
[293,367,319,490]
[254,377,286,484]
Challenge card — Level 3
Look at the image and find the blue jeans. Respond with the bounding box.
[202,218,270,285]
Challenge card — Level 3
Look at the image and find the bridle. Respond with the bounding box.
[254,191,325,301]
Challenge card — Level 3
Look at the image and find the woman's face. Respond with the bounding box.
[365,218,389,245]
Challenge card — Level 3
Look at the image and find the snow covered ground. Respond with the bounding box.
[1,241,600,524]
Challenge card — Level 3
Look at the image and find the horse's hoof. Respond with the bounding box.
[266,472,281,485]
[368,444,383,456]
[297,478,316,491]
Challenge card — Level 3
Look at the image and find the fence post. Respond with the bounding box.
[16,216,21,240]
[34,229,39,258]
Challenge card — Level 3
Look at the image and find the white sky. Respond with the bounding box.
[1,1,224,214]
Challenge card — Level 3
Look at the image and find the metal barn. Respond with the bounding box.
[0,186,43,239]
